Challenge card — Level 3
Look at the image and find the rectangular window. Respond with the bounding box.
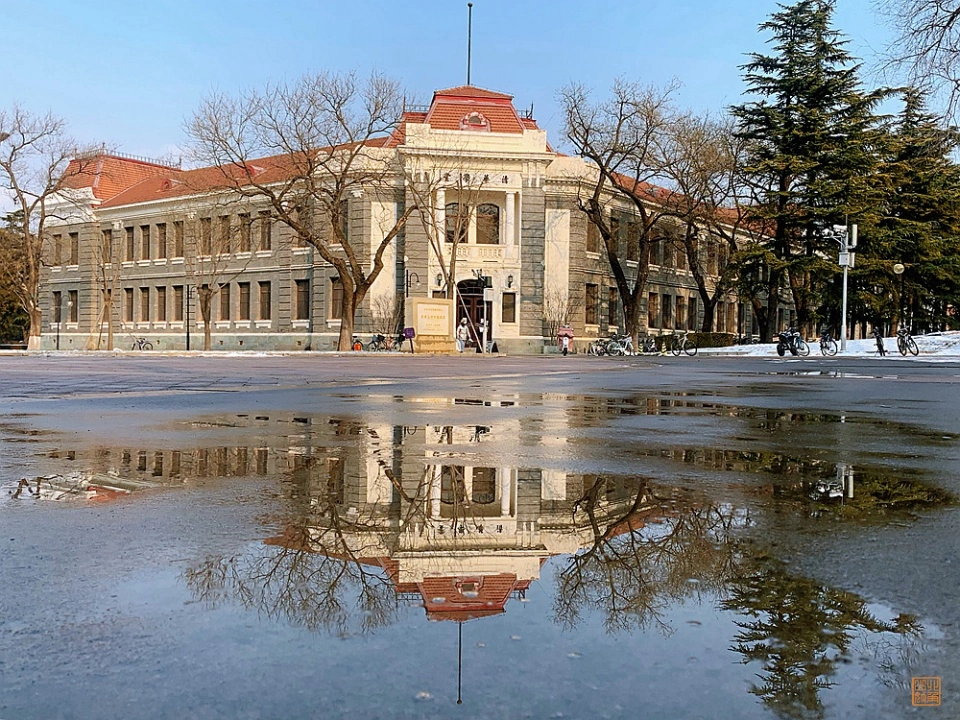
[662,240,674,269]
[716,302,726,334]
[238,214,251,252]
[218,215,231,254]
[330,278,343,320]
[502,292,516,324]
[608,287,619,327]
[585,283,599,325]
[68,290,78,323]
[676,296,686,330]
[687,296,698,331]
[258,281,271,320]
[676,239,688,271]
[295,279,310,320]
[238,283,251,321]
[124,288,134,322]
[662,294,673,329]
[69,232,79,265]
[53,291,62,323]
[650,239,662,267]
[200,217,212,255]
[156,223,167,259]
[626,220,639,262]
[707,241,718,275]
[174,221,185,257]
[609,216,621,257]
[125,227,135,261]
[140,225,151,260]
[53,234,63,266]
[258,211,272,251]
[157,286,167,322]
[586,221,599,254]
[101,229,113,261]
[219,284,231,321]
[648,292,659,328]
[140,287,150,322]
[173,286,184,322]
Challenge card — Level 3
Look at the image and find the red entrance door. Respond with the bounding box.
[457,280,492,346]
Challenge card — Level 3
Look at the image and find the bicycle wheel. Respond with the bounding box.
[906,336,919,356]
[796,339,810,357]
[897,336,907,355]
[683,340,698,357]
[671,340,681,357]
[821,339,837,356]
[131,342,138,350]
[776,343,786,357]
[606,340,623,356]
[142,341,153,351]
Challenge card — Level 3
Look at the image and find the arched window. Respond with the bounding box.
[445,203,468,244]
[476,203,500,245]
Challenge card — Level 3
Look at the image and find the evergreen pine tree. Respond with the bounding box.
[732,0,887,338]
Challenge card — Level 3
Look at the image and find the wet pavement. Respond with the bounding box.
[0,353,958,719]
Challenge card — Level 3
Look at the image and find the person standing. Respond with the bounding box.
[456,318,469,353]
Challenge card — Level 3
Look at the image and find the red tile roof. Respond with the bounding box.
[60,154,178,202]
[420,573,519,622]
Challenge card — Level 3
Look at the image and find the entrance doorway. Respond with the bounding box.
[457,279,492,347]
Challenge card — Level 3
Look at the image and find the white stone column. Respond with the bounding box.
[429,465,442,519]
[504,191,516,260]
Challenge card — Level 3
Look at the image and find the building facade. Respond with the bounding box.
[42,85,755,353]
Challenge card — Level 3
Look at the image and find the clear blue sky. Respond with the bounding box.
[1,0,894,163]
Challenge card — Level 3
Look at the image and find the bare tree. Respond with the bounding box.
[881,1,960,114]
[89,222,123,349]
[561,79,684,344]
[188,71,417,350]
[0,106,98,348]
[403,160,488,300]
[542,282,582,342]
[659,113,765,333]
[176,201,259,351]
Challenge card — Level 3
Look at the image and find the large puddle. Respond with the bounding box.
[1,395,955,719]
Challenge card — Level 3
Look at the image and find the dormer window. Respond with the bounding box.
[459,111,490,132]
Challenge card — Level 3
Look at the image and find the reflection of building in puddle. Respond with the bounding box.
[271,421,665,622]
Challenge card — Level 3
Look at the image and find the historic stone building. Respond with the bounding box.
[42,85,752,353]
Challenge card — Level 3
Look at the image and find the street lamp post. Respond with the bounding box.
[893,262,905,330]
[404,255,420,297]
[55,301,62,351]
[826,224,857,353]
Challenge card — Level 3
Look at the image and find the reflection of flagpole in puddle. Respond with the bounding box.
[457,621,463,705]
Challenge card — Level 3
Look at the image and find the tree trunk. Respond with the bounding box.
[699,300,716,333]
[26,305,41,350]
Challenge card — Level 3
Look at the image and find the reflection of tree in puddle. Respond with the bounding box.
[554,477,746,633]
[722,554,923,720]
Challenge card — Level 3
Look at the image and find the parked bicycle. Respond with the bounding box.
[896,326,919,356]
[605,333,635,356]
[130,336,154,351]
[668,330,698,357]
[774,328,809,357]
[351,335,363,351]
[872,328,886,356]
[367,333,390,352]
[819,331,838,357]
[586,338,609,356]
